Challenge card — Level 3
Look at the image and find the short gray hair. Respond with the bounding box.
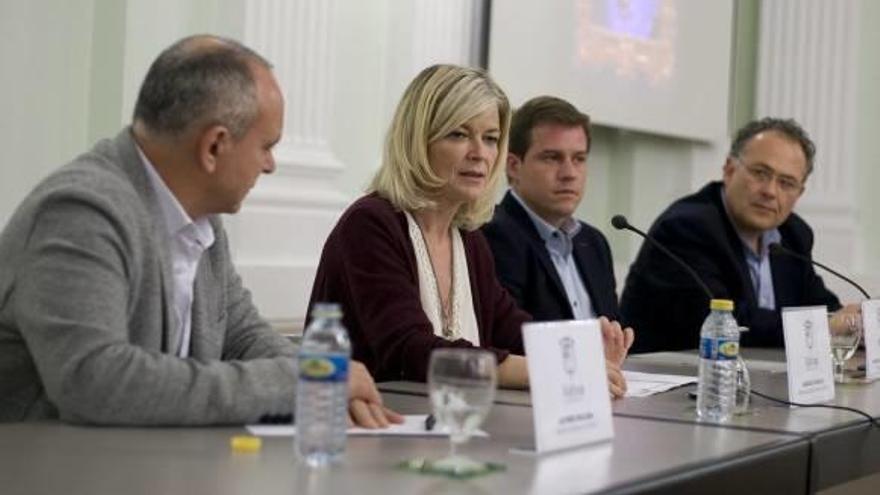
[729,117,816,177]
[133,35,272,139]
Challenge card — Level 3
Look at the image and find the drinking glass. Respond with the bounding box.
[828,312,862,383]
[427,348,497,474]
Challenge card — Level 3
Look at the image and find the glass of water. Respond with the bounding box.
[828,312,862,383]
[428,348,497,474]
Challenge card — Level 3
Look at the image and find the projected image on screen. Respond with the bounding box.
[489,0,732,141]
[604,0,660,39]
[576,0,676,85]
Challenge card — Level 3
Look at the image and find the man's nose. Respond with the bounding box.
[558,158,577,180]
[758,176,779,197]
[264,154,276,174]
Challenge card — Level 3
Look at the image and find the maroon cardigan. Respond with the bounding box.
[308,194,530,382]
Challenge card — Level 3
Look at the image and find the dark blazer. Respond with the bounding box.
[482,191,620,322]
[620,181,841,353]
[308,194,530,382]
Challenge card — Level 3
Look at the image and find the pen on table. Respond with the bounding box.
[424,414,436,431]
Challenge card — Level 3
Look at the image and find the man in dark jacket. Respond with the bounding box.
[621,117,858,353]
[483,96,632,358]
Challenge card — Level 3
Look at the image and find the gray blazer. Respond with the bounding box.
[0,129,297,425]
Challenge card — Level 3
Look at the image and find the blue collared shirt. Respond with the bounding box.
[721,188,780,310]
[511,190,596,320]
[741,229,780,310]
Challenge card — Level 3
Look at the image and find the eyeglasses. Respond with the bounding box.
[733,158,804,195]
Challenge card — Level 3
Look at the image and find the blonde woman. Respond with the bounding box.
[308,65,628,394]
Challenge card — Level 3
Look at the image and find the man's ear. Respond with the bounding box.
[507,153,522,186]
[722,157,736,184]
[197,125,231,174]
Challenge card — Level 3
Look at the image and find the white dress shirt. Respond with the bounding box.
[137,147,214,357]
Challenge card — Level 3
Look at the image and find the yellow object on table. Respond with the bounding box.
[230,435,262,453]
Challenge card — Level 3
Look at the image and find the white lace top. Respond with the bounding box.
[404,211,480,345]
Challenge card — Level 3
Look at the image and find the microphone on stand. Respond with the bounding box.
[611,214,714,301]
[768,243,871,299]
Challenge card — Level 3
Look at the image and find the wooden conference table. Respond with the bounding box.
[0,350,873,494]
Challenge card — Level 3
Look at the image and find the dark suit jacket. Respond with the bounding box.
[620,181,841,353]
[482,191,620,322]
[307,194,530,382]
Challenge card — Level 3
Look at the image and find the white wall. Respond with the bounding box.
[331,0,487,200]
[856,0,880,297]
[577,126,709,277]
[0,0,96,228]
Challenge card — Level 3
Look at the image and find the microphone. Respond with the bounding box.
[611,214,714,301]
[768,243,871,299]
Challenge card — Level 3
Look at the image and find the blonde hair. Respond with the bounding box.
[369,64,511,231]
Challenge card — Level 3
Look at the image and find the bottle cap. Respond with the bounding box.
[710,299,734,311]
[230,435,262,453]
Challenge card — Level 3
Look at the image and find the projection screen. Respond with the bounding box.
[488,0,734,141]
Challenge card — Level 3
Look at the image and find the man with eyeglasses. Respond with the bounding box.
[620,117,857,352]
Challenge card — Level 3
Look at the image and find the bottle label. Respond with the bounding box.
[699,337,739,360]
[298,354,349,382]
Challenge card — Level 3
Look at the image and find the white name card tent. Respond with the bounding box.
[521,319,614,454]
[862,300,880,381]
[782,306,835,404]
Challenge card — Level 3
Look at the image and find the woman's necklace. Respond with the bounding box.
[429,240,455,339]
[420,227,456,339]
[406,210,459,340]
[438,272,455,339]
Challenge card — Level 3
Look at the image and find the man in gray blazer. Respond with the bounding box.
[0,35,400,427]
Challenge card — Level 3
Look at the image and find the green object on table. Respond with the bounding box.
[397,457,506,480]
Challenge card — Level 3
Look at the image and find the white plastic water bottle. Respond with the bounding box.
[696,299,740,422]
[295,302,350,467]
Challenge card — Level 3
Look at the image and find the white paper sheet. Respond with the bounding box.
[246,414,488,438]
[622,370,697,397]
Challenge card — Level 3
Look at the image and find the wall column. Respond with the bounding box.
[229,0,347,330]
[755,0,862,294]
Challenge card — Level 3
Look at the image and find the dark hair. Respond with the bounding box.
[133,35,271,139]
[508,96,591,157]
[729,117,816,177]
